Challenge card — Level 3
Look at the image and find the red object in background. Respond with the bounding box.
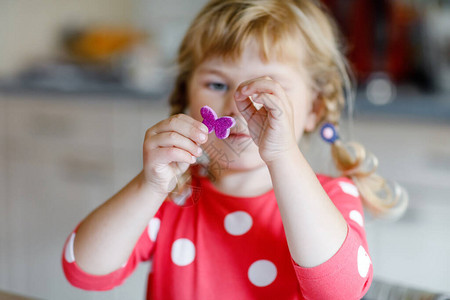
[321,0,419,83]
[386,1,418,82]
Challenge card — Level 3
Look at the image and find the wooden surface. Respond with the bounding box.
[0,290,38,300]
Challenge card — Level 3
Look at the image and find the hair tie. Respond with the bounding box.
[320,123,339,144]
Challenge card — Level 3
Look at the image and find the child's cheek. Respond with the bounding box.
[189,108,202,123]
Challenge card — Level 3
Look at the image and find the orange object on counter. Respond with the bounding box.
[66,27,147,62]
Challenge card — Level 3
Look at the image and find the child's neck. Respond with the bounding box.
[208,165,273,198]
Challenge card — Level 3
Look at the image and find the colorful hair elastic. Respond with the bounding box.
[320,123,339,144]
[200,106,236,139]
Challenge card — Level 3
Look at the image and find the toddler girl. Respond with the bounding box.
[62,0,407,299]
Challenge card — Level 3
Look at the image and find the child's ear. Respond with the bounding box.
[305,96,325,133]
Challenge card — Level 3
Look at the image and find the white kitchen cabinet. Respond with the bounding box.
[351,115,450,293]
[0,94,167,299]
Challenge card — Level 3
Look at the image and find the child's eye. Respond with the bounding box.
[207,82,228,92]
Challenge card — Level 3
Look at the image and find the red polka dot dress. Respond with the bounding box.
[62,168,373,299]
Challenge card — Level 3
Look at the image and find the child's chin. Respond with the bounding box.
[227,156,266,171]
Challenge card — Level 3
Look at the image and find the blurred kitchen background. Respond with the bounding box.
[0,0,449,299]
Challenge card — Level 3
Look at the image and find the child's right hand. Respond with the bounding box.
[142,114,209,195]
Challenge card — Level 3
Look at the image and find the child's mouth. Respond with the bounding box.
[229,133,251,139]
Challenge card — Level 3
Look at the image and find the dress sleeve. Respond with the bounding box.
[61,208,163,291]
[292,176,373,300]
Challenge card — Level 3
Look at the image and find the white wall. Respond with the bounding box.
[132,0,208,62]
[0,0,134,77]
[0,0,211,77]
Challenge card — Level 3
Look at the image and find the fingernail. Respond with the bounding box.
[199,133,207,141]
[201,124,209,134]
[191,156,196,163]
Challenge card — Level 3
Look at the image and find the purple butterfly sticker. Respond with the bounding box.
[200,105,236,139]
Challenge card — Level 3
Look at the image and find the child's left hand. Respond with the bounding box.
[234,76,298,163]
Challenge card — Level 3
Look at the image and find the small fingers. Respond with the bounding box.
[234,76,284,102]
[234,77,286,115]
[150,147,197,165]
[145,131,203,157]
[147,114,209,145]
[235,96,259,122]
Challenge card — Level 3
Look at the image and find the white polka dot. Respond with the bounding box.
[338,181,360,197]
[148,218,161,242]
[357,246,371,278]
[248,260,277,287]
[64,233,76,263]
[224,211,253,236]
[171,238,196,266]
[349,210,364,227]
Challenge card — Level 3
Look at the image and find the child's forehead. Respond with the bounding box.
[196,38,306,71]
[196,56,297,76]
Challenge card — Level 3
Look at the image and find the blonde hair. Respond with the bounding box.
[168,0,408,218]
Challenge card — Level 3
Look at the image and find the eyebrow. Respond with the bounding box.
[197,68,228,77]
[196,67,289,85]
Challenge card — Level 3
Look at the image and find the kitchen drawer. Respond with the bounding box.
[4,96,114,149]
[6,135,114,176]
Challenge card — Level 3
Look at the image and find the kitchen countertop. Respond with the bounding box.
[354,91,450,122]
[1,80,449,121]
[0,79,168,100]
